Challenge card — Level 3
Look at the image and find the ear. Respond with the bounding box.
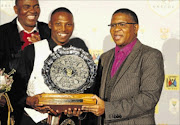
[48,21,51,29]
[14,6,18,14]
[134,24,139,34]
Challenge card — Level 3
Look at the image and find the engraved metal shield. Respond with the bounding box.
[42,46,96,93]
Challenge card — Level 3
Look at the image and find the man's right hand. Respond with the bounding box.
[0,95,6,107]
[26,95,39,109]
[26,95,58,115]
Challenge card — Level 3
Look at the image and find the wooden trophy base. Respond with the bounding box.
[38,93,96,112]
[38,93,96,125]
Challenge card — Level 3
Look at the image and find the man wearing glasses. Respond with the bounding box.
[82,8,164,125]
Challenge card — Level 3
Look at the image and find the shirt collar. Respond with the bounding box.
[115,38,137,56]
[48,38,71,52]
[16,18,38,33]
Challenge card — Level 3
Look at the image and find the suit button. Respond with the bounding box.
[116,115,122,118]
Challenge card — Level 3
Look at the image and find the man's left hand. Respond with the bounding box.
[82,95,105,116]
[27,34,41,43]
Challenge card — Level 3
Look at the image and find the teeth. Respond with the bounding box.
[58,33,67,37]
[27,16,35,20]
[114,35,121,39]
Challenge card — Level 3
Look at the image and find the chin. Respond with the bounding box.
[27,21,37,26]
[59,41,68,45]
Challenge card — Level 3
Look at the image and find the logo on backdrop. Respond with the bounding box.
[169,98,179,114]
[89,50,103,65]
[148,0,179,17]
[160,27,170,40]
[0,0,15,16]
[164,75,179,90]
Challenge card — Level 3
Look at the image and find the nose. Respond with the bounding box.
[61,25,66,32]
[29,8,35,13]
[114,26,122,32]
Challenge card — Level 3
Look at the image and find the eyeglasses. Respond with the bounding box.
[108,22,137,28]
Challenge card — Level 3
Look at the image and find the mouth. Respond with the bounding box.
[27,15,37,20]
[58,33,68,38]
[114,34,123,41]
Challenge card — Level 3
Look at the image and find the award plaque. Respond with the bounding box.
[42,46,97,93]
[38,93,96,112]
[41,46,97,125]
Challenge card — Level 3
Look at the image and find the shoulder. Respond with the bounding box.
[37,21,49,28]
[69,37,86,45]
[101,48,114,59]
[0,19,18,42]
[37,21,50,39]
[0,18,16,29]
[136,43,164,67]
[141,44,163,58]
[69,37,89,53]
[0,21,14,31]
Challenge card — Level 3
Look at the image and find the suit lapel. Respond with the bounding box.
[114,40,142,85]
[99,49,114,99]
[10,18,22,51]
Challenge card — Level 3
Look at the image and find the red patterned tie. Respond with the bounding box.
[20,30,39,50]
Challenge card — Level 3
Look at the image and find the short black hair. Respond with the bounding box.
[15,0,39,5]
[51,7,73,17]
[113,8,139,24]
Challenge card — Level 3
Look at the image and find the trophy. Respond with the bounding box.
[38,93,96,112]
[40,46,97,125]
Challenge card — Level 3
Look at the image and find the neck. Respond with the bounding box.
[53,39,69,46]
[118,37,137,48]
[23,26,35,32]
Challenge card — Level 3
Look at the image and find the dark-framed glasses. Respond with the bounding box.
[108,22,137,28]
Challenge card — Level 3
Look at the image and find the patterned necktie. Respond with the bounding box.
[20,30,39,50]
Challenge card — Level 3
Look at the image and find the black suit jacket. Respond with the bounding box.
[0,18,50,124]
[0,18,50,71]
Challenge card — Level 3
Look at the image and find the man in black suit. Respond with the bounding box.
[0,0,50,124]
[17,7,95,125]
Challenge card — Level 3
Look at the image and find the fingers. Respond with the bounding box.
[82,104,105,116]
[73,108,82,116]
[34,106,49,113]
[26,96,39,108]
[34,106,58,115]
[27,34,41,43]
[82,105,98,110]
[64,108,73,117]
[64,108,82,117]
[48,107,58,116]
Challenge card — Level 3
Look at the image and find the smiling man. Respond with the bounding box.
[0,0,50,124]
[48,9,74,46]
[14,0,40,32]
[82,8,165,125]
[15,7,92,125]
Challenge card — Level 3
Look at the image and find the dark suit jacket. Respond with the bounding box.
[0,18,50,71]
[95,39,164,125]
[0,18,50,124]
